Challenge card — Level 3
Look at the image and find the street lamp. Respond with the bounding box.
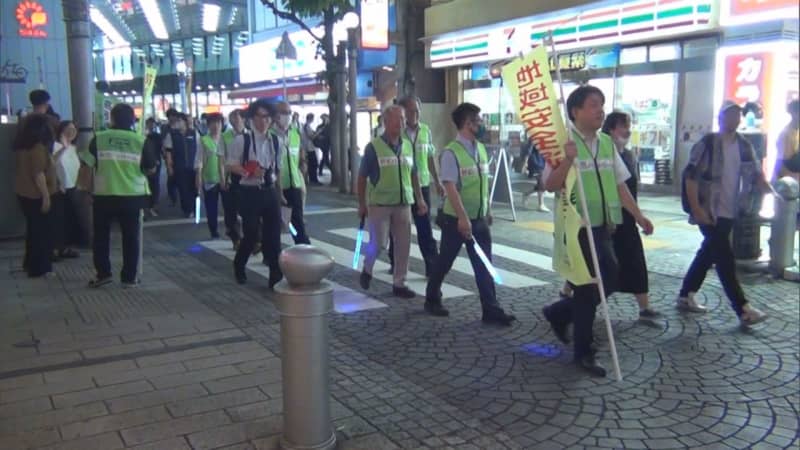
[344,11,359,194]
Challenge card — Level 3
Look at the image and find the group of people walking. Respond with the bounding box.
[12,83,788,378]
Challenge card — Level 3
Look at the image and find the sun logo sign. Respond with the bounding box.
[16,1,49,38]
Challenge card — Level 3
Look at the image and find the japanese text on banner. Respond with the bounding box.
[501,46,568,167]
[140,65,158,135]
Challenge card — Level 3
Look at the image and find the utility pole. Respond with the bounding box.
[62,0,93,151]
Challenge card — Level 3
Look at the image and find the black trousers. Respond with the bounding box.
[425,215,501,313]
[175,168,196,216]
[544,227,618,359]
[18,195,53,277]
[203,185,221,237]
[319,146,331,175]
[92,197,142,283]
[221,182,241,242]
[147,164,161,209]
[306,151,320,183]
[389,186,437,273]
[167,171,178,205]
[50,191,66,252]
[234,185,282,280]
[680,218,747,316]
[283,187,310,245]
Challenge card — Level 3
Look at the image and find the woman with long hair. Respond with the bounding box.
[52,120,83,257]
[602,111,657,318]
[13,114,59,277]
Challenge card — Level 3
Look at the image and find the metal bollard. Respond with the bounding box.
[769,177,799,279]
[274,245,337,450]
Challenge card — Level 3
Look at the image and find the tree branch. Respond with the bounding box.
[260,0,324,43]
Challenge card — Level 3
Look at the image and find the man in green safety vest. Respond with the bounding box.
[273,101,309,244]
[387,96,441,277]
[87,103,158,288]
[542,85,654,377]
[423,103,516,326]
[357,105,428,298]
[195,112,227,239]
[221,109,246,249]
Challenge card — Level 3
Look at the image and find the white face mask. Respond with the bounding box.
[614,136,630,148]
[278,114,291,129]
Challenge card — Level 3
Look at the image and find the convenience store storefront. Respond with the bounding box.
[424,0,721,193]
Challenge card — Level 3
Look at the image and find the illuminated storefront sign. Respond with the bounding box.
[428,0,714,69]
[548,45,621,72]
[16,0,48,38]
[721,0,799,26]
[360,0,389,50]
[239,28,326,84]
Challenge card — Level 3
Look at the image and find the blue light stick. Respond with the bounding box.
[352,216,365,269]
[470,239,503,285]
[194,196,201,224]
[288,222,298,237]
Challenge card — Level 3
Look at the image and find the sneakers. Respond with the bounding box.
[740,304,767,327]
[639,308,660,319]
[536,204,550,213]
[88,275,113,288]
[676,293,707,313]
[121,279,140,289]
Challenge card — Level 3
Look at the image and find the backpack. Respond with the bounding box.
[681,134,714,215]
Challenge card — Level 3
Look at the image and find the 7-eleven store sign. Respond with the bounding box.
[429,0,716,68]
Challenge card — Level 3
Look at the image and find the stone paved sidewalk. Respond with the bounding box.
[0,188,797,450]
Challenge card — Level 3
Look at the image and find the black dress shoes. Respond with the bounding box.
[424,301,449,317]
[234,267,247,285]
[359,271,372,290]
[543,307,570,344]
[576,355,606,378]
[392,286,416,298]
[482,310,516,326]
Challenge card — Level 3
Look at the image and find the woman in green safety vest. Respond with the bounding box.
[541,86,654,378]
[195,112,227,239]
[423,102,516,326]
[87,103,158,289]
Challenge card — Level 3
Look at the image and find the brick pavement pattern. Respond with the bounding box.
[0,187,797,450]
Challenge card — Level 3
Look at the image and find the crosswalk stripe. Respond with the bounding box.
[144,207,355,229]
[198,239,388,314]
[279,235,471,299]
[329,229,548,288]
[408,228,555,272]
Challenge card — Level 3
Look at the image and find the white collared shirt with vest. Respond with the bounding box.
[93,129,150,197]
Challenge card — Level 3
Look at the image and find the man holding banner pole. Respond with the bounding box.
[423,102,516,326]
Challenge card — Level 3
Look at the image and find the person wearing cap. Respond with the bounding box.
[164,113,199,218]
[387,95,441,277]
[272,101,310,245]
[423,102,517,326]
[775,99,800,183]
[357,105,428,299]
[221,109,246,249]
[87,103,158,288]
[195,113,226,238]
[226,100,283,288]
[540,86,654,377]
[678,100,772,326]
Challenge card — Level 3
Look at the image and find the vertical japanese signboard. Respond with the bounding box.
[360,0,389,50]
[502,47,591,284]
[140,65,158,135]
[721,50,773,133]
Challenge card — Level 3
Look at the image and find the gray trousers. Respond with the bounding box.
[364,205,411,287]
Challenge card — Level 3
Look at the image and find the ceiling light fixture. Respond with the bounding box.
[202,3,221,33]
[171,0,181,30]
[229,7,238,26]
[137,0,169,40]
[89,6,129,46]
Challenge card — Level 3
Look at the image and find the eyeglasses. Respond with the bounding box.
[253,113,270,119]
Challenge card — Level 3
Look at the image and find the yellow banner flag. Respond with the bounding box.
[140,65,158,135]
[502,46,591,285]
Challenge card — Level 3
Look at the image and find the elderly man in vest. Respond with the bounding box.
[273,101,310,244]
[87,103,158,288]
[357,105,428,298]
[423,102,516,326]
[541,86,654,377]
[387,95,442,276]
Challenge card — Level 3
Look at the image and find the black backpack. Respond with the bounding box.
[680,134,714,215]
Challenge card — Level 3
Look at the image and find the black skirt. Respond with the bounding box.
[613,209,649,294]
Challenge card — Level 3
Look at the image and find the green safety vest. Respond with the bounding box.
[573,131,622,227]
[222,128,236,151]
[442,140,489,220]
[404,123,434,187]
[367,137,414,206]
[200,135,221,184]
[278,127,304,189]
[93,129,149,196]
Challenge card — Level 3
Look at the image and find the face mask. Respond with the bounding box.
[614,136,629,148]
[475,124,487,139]
[278,114,291,129]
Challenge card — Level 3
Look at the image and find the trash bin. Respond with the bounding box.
[769,177,799,276]
[733,214,762,260]
[274,245,337,450]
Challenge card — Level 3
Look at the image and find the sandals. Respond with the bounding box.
[88,276,112,288]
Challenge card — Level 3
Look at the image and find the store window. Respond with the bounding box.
[683,37,718,58]
[620,46,647,65]
[649,43,680,62]
[615,73,678,185]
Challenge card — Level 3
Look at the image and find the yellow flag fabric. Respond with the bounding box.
[140,65,158,135]
[502,46,591,285]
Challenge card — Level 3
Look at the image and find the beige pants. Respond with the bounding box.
[364,205,411,287]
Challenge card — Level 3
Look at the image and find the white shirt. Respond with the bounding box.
[716,136,741,219]
[542,127,630,187]
[53,142,80,190]
[226,129,278,186]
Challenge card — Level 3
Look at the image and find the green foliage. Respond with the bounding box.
[277,0,352,18]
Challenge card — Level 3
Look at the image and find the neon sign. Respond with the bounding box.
[16,1,48,38]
